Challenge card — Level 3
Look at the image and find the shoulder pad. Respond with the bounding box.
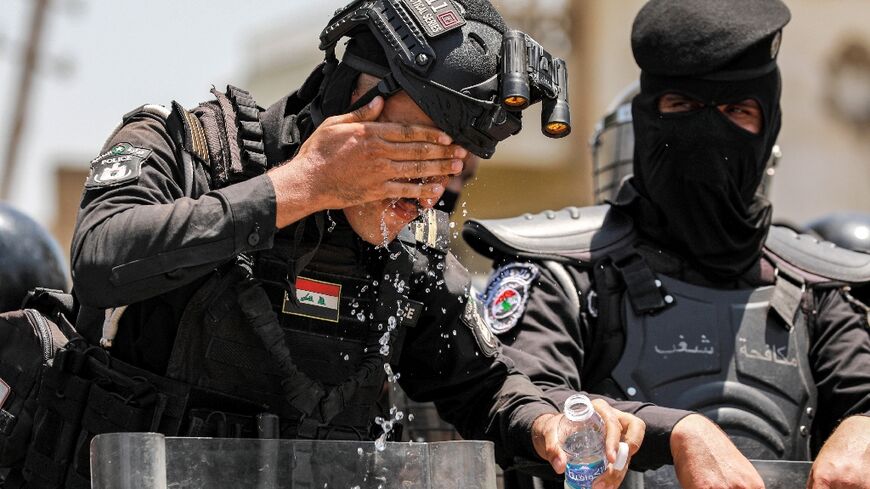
[764,225,870,286]
[122,104,171,123]
[462,205,635,264]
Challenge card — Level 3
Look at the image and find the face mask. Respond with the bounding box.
[622,69,782,281]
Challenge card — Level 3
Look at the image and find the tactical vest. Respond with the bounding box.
[97,84,454,441]
[464,205,870,460]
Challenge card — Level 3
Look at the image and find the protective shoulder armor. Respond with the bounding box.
[764,225,870,286]
[462,204,635,264]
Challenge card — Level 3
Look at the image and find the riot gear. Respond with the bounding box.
[316,0,571,158]
[591,82,638,204]
[0,203,67,313]
[805,212,870,254]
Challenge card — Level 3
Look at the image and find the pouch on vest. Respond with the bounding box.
[0,290,74,469]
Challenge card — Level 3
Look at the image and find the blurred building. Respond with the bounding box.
[239,0,870,276]
[45,1,870,274]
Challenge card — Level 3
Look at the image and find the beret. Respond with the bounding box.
[631,0,791,78]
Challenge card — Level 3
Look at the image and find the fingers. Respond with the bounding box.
[382,141,466,162]
[392,159,463,179]
[615,411,645,457]
[326,96,385,125]
[546,426,567,475]
[591,465,629,489]
[592,399,620,463]
[375,122,453,146]
[382,181,444,201]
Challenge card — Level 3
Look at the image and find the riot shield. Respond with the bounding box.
[90,433,497,489]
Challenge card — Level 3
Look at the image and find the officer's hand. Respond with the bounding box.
[670,414,765,489]
[268,96,466,229]
[590,399,642,489]
[531,400,643,489]
[807,415,870,489]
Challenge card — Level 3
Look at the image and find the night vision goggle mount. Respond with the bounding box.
[319,0,571,158]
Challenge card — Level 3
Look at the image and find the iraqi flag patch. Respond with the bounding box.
[283,277,342,323]
[482,263,539,334]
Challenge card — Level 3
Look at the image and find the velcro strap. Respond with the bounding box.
[610,249,668,314]
[771,276,803,330]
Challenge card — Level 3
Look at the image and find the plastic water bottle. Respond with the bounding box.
[560,394,628,489]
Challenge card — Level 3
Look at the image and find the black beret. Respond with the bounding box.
[631,0,791,78]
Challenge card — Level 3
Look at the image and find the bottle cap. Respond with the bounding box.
[612,442,629,471]
[563,394,594,422]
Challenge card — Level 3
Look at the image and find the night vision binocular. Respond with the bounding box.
[319,0,571,158]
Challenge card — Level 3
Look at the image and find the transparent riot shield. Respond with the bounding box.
[619,460,812,489]
[90,433,497,489]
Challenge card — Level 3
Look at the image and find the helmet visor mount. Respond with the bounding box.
[320,0,571,159]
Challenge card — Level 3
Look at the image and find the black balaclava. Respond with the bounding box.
[619,0,791,282]
[620,67,782,281]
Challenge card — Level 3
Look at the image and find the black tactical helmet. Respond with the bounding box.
[316,0,571,158]
[806,212,870,253]
[0,203,67,312]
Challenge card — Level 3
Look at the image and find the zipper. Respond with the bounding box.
[25,309,54,362]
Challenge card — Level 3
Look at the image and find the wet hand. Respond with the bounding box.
[807,415,870,489]
[590,398,643,489]
[671,414,765,489]
[268,96,466,229]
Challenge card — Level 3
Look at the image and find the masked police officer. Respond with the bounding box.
[29,1,647,488]
[464,1,870,488]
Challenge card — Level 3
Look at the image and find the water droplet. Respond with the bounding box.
[357,312,365,321]
[449,221,456,229]
[343,354,349,361]
[408,413,415,421]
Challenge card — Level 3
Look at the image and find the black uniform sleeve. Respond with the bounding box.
[808,288,870,444]
[496,263,692,470]
[398,252,559,468]
[71,114,277,308]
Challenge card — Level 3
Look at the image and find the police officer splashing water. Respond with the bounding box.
[0,1,648,488]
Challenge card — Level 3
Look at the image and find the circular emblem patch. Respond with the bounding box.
[482,263,540,334]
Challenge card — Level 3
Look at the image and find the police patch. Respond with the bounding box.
[462,297,497,357]
[85,142,151,189]
[402,0,466,38]
[482,263,539,334]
